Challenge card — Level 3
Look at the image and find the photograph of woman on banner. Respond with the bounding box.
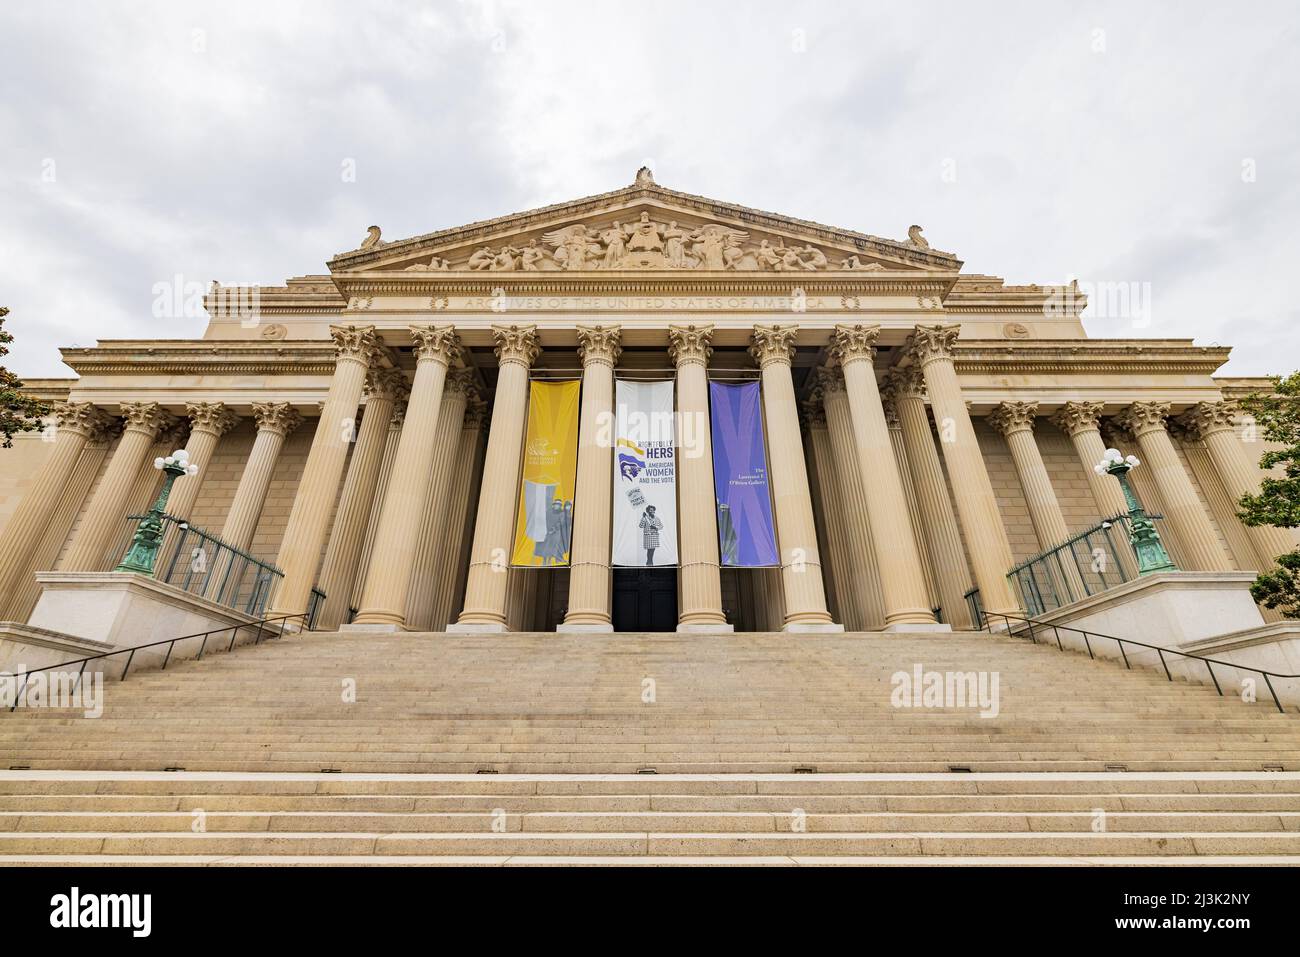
[533,497,573,566]
[639,505,664,565]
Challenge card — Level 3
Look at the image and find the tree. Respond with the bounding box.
[1237,372,1300,616]
[0,307,50,448]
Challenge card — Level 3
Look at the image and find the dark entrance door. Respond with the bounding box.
[612,568,678,632]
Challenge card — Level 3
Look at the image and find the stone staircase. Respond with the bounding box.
[0,629,1298,864]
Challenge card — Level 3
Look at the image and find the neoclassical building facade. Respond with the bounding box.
[0,171,1290,635]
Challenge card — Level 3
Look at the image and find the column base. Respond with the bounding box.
[883,622,953,633]
[783,622,846,633]
[555,622,615,633]
[677,622,734,634]
[339,622,407,633]
[446,621,510,633]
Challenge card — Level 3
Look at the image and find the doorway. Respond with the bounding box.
[612,568,678,632]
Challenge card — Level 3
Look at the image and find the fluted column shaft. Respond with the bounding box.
[0,403,111,615]
[1184,401,1298,567]
[886,405,939,611]
[220,404,301,553]
[909,325,1020,617]
[352,326,461,628]
[404,370,473,630]
[805,412,858,628]
[270,326,379,618]
[62,403,173,572]
[562,325,622,630]
[832,325,936,626]
[1116,402,1232,572]
[990,402,1087,601]
[749,326,836,630]
[670,325,728,630]
[431,411,485,629]
[454,325,540,630]
[1052,402,1139,578]
[165,403,239,521]
[820,375,884,629]
[892,383,973,628]
[316,369,405,630]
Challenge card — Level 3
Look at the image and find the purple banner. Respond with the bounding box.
[709,380,779,567]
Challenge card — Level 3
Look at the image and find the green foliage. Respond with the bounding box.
[1249,551,1300,619]
[0,307,50,448]
[1238,373,1300,617]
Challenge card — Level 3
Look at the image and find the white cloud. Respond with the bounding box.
[1,0,1297,376]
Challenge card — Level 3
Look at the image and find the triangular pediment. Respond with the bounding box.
[328,173,962,276]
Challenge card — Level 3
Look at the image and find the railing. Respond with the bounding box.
[979,610,1299,714]
[963,586,983,630]
[118,513,284,616]
[3,612,311,712]
[1005,513,1167,616]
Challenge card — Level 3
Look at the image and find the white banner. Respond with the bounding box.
[611,379,678,567]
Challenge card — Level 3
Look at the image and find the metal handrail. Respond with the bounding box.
[3,611,309,712]
[980,609,1298,714]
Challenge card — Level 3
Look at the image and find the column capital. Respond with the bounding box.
[830,323,881,365]
[185,401,240,438]
[1175,400,1240,440]
[119,401,175,438]
[814,365,847,399]
[329,324,381,365]
[988,401,1039,437]
[52,401,114,440]
[444,366,478,401]
[462,400,488,431]
[907,323,961,367]
[410,325,462,365]
[667,324,714,367]
[492,324,541,368]
[801,399,829,430]
[748,324,798,368]
[365,365,409,404]
[883,365,926,401]
[1051,400,1105,437]
[1114,401,1172,438]
[252,401,303,437]
[576,324,623,368]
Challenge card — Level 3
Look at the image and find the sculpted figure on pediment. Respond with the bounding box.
[841,255,885,271]
[468,246,495,271]
[690,223,748,270]
[404,254,452,272]
[662,221,688,266]
[599,222,628,268]
[626,212,666,253]
[519,239,550,271]
[544,223,602,270]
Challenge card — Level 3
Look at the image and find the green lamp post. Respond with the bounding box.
[1094,447,1176,575]
[115,449,198,575]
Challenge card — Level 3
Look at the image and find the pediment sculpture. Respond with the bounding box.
[407,211,900,272]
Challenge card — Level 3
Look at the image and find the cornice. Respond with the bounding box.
[59,341,341,376]
[947,340,1231,376]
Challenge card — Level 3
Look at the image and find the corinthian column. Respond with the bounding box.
[62,402,176,572]
[315,367,407,630]
[350,326,461,629]
[451,325,540,631]
[989,401,1086,600]
[831,324,937,628]
[668,324,730,632]
[1114,401,1232,571]
[803,397,859,628]
[908,324,1020,617]
[430,403,486,629]
[220,403,302,553]
[1178,401,1298,567]
[749,325,839,631]
[887,366,973,627]
[269,325,379,618]
[165,403,239,521]
[560,325,622,632]
[0,403,113,615]
[404,367,475,630]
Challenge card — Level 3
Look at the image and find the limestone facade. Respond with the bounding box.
[0,172,1290,630]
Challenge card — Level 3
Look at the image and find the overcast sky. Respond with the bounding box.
[2,0,1297,378]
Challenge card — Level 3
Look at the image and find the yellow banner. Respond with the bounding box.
[511,379,581,566]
